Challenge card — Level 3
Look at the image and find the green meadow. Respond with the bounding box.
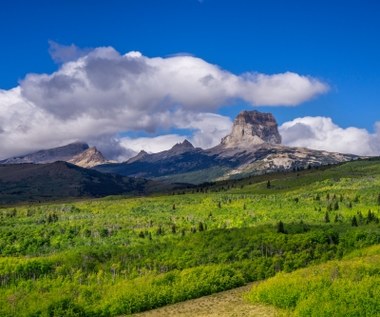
[1,159,380,316]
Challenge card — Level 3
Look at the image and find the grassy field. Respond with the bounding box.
[0,159,379,316]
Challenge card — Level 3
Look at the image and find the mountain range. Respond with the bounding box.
[94,110,358,183]
[1,110,359,187]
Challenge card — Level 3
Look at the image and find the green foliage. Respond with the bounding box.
[247,245,380,317]
[1,159,380,316]
[47,298,87,317]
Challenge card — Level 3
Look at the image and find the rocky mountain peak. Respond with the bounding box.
[68,146,107,168]
[127,150,149,163]
[220,110,282,148]
[167,139,195,155]
[172,139,194,150]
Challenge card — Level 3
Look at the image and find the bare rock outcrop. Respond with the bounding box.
[221,110,281,148]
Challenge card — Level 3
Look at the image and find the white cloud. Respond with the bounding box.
[280,116,380,156]
[0,46,328,160]
[20,47,328,120]
[240,72,328,106]
[48,41,92,63]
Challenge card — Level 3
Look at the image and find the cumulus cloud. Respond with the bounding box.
[48,41,92,63]
[240,72,328,106]
[21,47,328,120]
[280,116,380,156]
[0,46,328,160]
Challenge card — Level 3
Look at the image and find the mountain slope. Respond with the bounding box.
[0,162,150,204]
[0,142,90,164]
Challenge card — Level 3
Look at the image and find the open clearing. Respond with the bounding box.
[131,284,278,317]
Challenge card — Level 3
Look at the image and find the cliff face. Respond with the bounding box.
[221,111,281,148]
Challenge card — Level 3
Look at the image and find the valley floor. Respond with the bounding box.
[131,283,278,317]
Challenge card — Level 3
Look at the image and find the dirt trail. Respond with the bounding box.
[131,284,278,317]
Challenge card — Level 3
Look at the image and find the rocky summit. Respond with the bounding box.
[68,146,108,168]
[221,110,281,148]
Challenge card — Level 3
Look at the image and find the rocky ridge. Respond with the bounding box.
[1,142,108,168]
[0,142,90,165]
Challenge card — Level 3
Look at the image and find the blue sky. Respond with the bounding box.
[0,0,379,158]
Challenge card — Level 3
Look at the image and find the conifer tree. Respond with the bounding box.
[277,221,286,233]
[324,211,330,223]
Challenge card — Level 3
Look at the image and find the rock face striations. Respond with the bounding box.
[221,111,281,148]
